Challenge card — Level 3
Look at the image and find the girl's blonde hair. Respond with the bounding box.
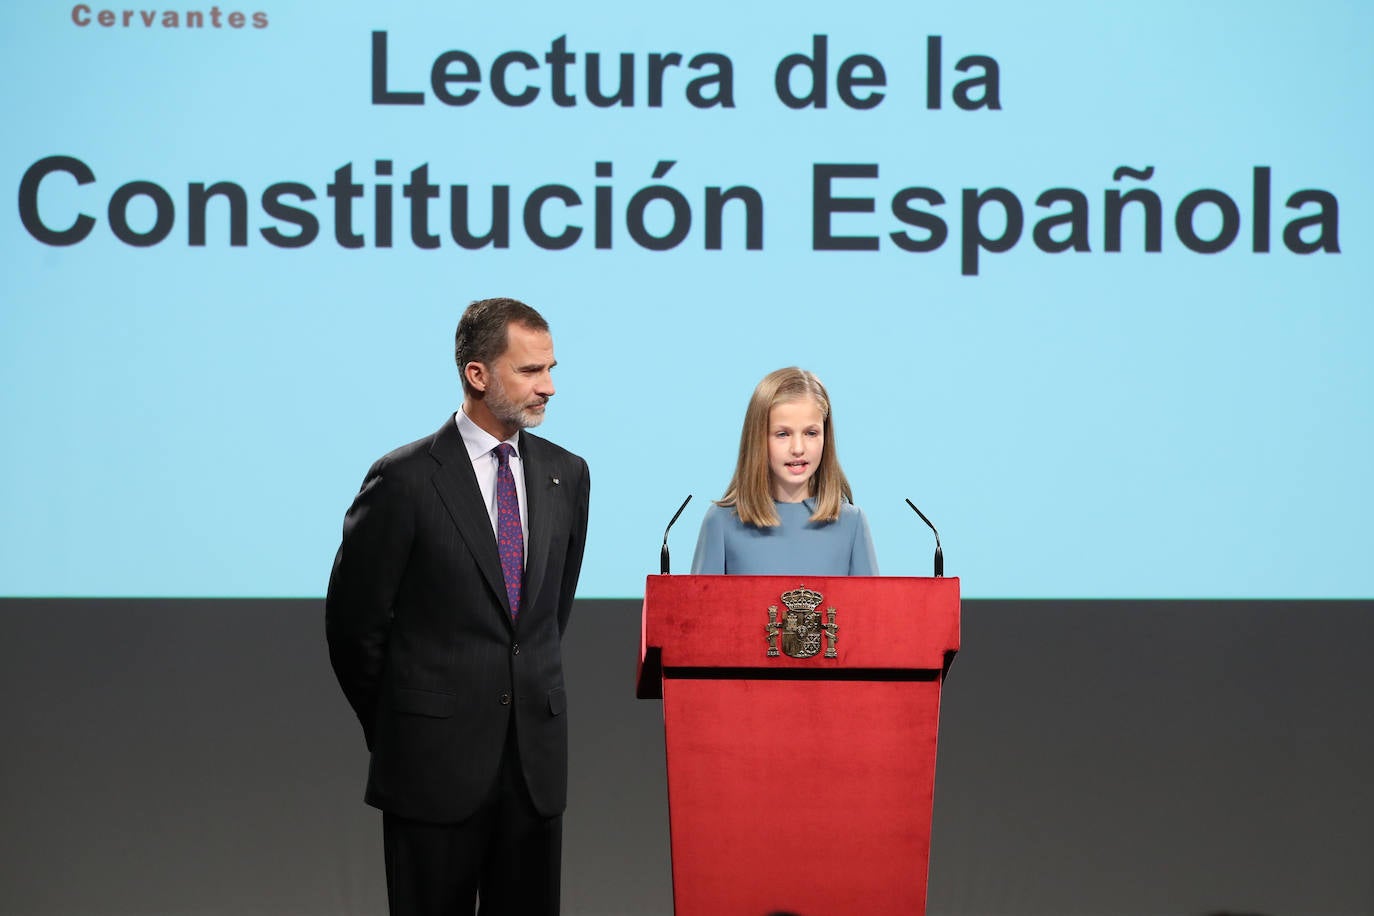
[717,367,854,526]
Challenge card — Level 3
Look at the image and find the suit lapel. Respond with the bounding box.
[519,431,556,619]
[427,417,513,622]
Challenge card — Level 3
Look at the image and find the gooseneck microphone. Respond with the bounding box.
[660,495,693,574]
[904,498,944,578]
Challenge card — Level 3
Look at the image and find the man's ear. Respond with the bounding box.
[463,360,489,394]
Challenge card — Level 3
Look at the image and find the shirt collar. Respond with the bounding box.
[455,408,520,463]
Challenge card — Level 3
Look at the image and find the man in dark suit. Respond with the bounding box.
[326,297,590,915]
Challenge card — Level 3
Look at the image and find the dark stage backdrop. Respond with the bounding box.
[2,597,1371,916]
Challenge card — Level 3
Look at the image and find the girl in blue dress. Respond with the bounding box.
[691,367,878,576]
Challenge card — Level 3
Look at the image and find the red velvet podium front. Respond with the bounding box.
[638,575,960,916]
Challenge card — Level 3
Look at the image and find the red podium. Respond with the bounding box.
[637,575,960,916]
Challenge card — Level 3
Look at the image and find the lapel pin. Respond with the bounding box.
[551,475,560,485]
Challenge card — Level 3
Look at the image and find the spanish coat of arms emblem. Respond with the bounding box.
[766,586,838,659]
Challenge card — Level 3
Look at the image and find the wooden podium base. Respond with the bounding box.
[663,677,943,916]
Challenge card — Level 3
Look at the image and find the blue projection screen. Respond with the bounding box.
[2,2,1370,598]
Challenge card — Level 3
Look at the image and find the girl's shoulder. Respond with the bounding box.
[702,501,742,525]
[837,499,866,521]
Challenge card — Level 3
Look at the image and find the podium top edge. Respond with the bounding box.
[645,574,960,583]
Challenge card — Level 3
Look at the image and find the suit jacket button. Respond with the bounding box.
[512,643,520,655]
[499,692,511,706]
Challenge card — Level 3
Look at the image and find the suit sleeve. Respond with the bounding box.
[557,456,591,635]
[849,505,880,576]
[324,460,415,749]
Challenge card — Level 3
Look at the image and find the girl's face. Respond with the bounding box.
[767,398,825,502]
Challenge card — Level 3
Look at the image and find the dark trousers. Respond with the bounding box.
[382,728,562,916]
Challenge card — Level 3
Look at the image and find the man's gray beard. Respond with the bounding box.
[486,377,544,430]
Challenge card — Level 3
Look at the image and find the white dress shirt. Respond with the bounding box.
[455,409,529,562]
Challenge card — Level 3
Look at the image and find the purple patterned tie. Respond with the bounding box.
[493,443,523,618]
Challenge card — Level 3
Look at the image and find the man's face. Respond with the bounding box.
[481,323,556,432]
